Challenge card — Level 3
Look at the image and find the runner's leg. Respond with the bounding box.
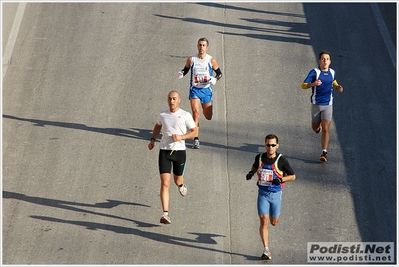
[160,173,171,212]
[320,119,331,150]
[190,98,201,136]
[202,102,213,120]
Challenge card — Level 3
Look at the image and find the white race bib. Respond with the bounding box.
[258,169,273,186]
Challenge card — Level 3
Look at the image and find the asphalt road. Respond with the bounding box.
[2,2,396,265]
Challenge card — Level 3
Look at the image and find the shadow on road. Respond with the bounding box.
[3,190,260,261]
[155,12,310,46]
[3,191,156,228]
[3,114,263,153]
[302,2,396,246]
[29,215,259,261]
[3,114,152,140]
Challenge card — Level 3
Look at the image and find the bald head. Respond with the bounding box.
[167,90,181,112]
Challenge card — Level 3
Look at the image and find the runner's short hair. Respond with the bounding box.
[198,37,209,46]
[319,50,331,59]
[265,134,279,144]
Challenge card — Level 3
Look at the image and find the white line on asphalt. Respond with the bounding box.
[370,3,396,69]
[3,2,26,79]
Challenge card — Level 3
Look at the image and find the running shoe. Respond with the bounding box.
[315,127,321,134]
[160,214,171,224]
[261,247,272,260]
[319,151,327,162]
[192,139,200,149]
[179,184,187,196]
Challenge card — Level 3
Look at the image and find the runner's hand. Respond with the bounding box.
[272,178,283,185]
[246,171,254,180]
[148,142,155,150]
[210,77,217,85]
[178,71,184,79]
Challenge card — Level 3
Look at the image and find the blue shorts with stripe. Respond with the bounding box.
[189,86,213,104]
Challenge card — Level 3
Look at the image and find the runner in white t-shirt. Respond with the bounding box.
[148,90,197,224]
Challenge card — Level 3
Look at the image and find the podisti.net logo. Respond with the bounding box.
[307,242,394,263]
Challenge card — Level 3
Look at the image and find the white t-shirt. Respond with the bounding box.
[157,108,196,150]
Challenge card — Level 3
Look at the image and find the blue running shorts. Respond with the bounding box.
[257,189,282,218]
[189,86,213,104]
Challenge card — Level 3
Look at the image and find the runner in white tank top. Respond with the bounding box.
[177,37,223,149]
[190,54,213,89]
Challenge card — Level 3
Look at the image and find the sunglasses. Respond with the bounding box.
[266,144,277,147]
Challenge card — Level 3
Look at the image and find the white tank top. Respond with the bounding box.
[190,54,213,89]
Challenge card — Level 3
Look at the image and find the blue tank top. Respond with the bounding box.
[256,153,284,192]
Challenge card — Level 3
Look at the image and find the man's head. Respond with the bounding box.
[318,50,331,60]
[198,37,209,46]
[197,37,209,55]
[167,90,181,112]
[265,134,279,155]
[318,50,331,70]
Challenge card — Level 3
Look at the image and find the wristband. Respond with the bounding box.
[150,138,155,142]
[181,66,190,76]
[214,68,222,80]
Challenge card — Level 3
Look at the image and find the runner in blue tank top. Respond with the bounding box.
[246,134,296,260]
[301,51,344,162]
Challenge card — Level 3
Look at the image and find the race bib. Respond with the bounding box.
[194,75,209,84]
[258,169,273,186]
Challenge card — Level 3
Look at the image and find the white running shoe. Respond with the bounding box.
[179,184,187,196]
[319,151,327,162]
[261,247,272,260]
[192,139,200,149]
[160,214,171,224]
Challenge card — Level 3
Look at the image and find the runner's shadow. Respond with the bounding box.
[3,114,261,153]
[187,232,225,244]
[3,114,152,140]
[3,191,156,228]
[30,215,260,261]
[196,2,306,18]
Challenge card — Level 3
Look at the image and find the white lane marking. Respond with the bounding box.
[3,2,27,78]
[371,3,396,69]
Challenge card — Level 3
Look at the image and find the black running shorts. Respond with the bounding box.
[158,150,186,176]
